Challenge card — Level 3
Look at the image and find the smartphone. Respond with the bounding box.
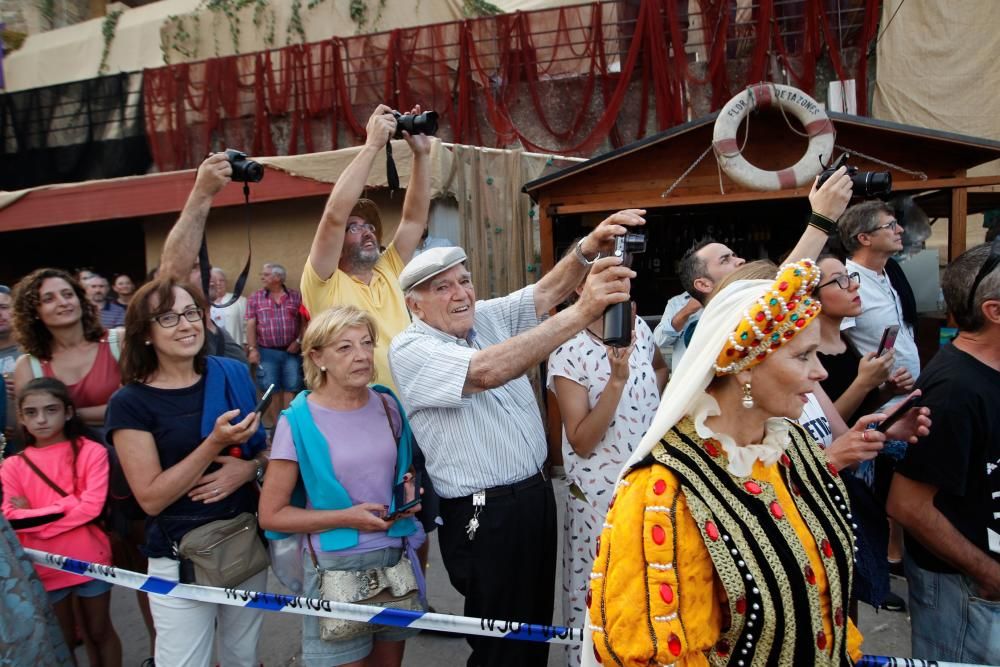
[876,325,900,358]
[875,393,922,433]
[384,497,422,521]
[386,471,422,520]
[253,384,276,414]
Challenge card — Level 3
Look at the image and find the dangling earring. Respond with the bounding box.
[320,366,327,373]
[144,340,151,346]
[742,383,754,409]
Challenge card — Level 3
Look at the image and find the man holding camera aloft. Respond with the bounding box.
[388,211,643,667]
[300,104,432,393]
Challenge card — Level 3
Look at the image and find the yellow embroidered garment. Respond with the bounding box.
[590,420,862,666]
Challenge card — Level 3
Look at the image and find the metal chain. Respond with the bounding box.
[834,144,928,180]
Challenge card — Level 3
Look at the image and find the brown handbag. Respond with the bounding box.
[174,511,270,589]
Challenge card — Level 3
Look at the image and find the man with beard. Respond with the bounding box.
[299,104,431,392]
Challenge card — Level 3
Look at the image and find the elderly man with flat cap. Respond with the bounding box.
[389,210,644,667]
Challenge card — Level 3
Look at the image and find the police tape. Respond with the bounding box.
[856,659,986,667]
[24,549,991,666]
[25,549,582,645]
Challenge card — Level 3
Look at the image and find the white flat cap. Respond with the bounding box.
[399,246,468,292]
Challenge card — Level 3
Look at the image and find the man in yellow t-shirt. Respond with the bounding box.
[300,104,431,393]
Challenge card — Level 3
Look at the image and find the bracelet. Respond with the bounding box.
[807,211,837,235]
[573,238,600,266]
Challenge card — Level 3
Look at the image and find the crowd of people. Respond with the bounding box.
[0,104,997,667]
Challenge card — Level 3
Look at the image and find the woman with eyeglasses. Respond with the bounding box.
[105,279,268,667]
[813,255,916,615]
[813,256,908,423]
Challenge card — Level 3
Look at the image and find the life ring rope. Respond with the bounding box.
[712,83,836,191]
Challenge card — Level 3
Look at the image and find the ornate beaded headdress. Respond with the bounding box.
[714,259,822,375]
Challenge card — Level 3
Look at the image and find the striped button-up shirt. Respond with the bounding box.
[389,286,547,499]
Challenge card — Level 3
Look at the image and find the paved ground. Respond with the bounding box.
[93,482,915,666]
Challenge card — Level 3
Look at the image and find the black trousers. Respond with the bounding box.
[438,477,557,667]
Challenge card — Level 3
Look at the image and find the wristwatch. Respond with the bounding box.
[254,458,265,484]
[573,238,600,266]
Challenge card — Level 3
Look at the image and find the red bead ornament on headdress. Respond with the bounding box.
[714,260,823,375]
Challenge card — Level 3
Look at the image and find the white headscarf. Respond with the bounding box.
[623,277,775,471]
[580,277,777,667]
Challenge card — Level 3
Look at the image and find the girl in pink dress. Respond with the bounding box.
[1,377,122,666]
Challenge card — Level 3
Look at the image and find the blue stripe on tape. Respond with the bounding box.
[140,576,179,596]
[503,623,578,642]
[244,593,295,612]
[63,557,91,576]
[369,607,422,627]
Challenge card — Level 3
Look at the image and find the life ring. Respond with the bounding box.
[712,83,835,191]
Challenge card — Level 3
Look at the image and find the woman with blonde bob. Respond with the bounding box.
[259,305,424,667]
[584,260,866,667]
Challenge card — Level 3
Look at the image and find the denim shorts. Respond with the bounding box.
[301,546,420,666]
[906,552,1000,664]
[256,347,303,393]
[48,577,113,604]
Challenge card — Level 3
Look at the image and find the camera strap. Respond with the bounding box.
[200,182,253,309]
[385,142,400,192]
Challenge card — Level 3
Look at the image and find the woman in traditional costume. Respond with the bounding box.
[585,260,864,666]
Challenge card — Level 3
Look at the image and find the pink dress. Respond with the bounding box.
[1,438,112,591]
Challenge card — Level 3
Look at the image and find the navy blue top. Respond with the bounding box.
[106,358,265,558]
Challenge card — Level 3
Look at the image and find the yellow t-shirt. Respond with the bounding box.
[300,244,410,393]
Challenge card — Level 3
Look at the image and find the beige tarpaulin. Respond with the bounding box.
[872,0,1000,143]
[2,0,590,92]
[2,0,203,92]
[258,138,457,199]
[872,0,999,253]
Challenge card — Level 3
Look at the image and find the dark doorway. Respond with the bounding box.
[0,218,146,287]
[552,198,815,322]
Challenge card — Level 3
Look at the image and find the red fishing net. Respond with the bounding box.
[143,0,878,172]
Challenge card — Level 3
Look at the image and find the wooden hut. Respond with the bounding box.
[525,111,1000,322]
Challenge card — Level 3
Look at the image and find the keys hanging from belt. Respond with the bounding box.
[466,491,486,541]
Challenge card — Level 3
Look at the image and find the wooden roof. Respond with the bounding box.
[524,112,1000,212]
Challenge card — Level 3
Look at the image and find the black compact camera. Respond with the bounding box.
[817,153,891,198]
[603,232,647,348]
[224,148,264,183]
[392,110,439,139]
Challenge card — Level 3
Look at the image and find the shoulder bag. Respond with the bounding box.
[315,393,424,642]
[159,510,269,589]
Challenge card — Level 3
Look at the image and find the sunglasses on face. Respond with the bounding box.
[151,307,203,328]
[965,235,1000,313]
[817,272,861,291]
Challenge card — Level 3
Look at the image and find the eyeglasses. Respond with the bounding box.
[965,235,1000,313]
[152,307,203,328]
[346,222,377,236]
[867,219,899,234]
[816,271,860,291]
[0,285,9,295]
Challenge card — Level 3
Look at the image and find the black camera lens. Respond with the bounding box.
[393,111,439,139]
[817,163,891,198]
[622,233,647,254]
[224,148,264,183]
[856,171,892,198]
